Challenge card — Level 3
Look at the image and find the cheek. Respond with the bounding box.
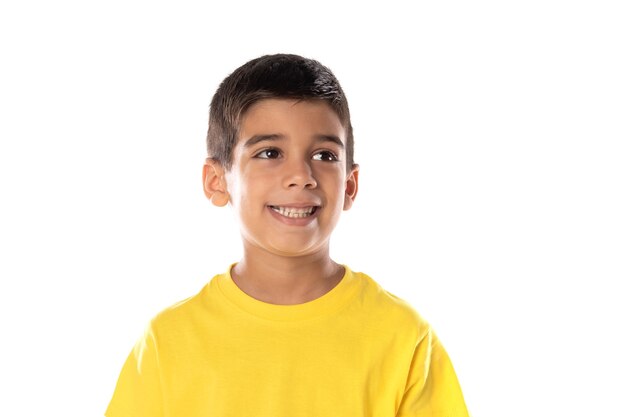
[315,165,345,183]
[238,177,269,209]
[227,170,257,204]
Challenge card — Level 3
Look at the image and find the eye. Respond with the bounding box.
[254,148,281,159]
[312,150,339,162]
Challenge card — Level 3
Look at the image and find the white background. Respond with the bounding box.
[1,1,624,416]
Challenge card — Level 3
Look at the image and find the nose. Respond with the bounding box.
[282,158,318,189]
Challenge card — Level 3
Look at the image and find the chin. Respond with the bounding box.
[266,239,325,257]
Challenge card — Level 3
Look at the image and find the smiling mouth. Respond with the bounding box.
[269,206,319,218]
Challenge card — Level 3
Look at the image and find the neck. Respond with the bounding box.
[231,243,344,305]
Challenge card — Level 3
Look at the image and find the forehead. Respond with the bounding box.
[238,99,346,143]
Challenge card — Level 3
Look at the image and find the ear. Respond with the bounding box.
[202,158,229,207]
[343,164,359,211]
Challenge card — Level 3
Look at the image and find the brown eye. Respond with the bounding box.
[312,151,338,162]
[255,149,281,159]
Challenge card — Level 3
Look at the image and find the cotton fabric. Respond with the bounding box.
[106,266,469,416]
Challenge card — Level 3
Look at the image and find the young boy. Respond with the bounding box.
[106,54,469,416]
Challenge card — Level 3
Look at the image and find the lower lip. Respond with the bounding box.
[267,206,319,226]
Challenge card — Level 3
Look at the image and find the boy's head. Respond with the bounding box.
[203,54,359,257]
[206,54,354,171]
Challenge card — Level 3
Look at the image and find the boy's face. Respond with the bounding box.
[213,98,358,258]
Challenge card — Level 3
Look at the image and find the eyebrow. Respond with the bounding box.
[243,134,283,148]
[243,134,344,148]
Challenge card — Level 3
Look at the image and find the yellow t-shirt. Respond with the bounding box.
[106,266,469,416]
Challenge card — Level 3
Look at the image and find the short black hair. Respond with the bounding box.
[206,54,354,170]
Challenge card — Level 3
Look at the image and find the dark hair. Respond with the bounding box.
[206,54,354,170]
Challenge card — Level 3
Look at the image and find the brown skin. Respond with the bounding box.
[203,99,359,305]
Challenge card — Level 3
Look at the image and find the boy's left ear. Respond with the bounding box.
[343,164,359,211]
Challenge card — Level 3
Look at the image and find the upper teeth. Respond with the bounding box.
[271,206,316,218]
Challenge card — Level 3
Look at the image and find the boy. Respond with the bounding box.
[106,54,469,416]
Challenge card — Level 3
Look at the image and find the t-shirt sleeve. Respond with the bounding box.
[396,329,470,417]
[105,323,164,417]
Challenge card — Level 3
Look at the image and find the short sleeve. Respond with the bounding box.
[105,323,164,417]
[396,329,469,417]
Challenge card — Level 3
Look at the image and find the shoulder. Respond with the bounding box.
[146,282,211,334]
[350,269,431,339]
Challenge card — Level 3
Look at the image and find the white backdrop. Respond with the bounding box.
[1,1,624,416]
